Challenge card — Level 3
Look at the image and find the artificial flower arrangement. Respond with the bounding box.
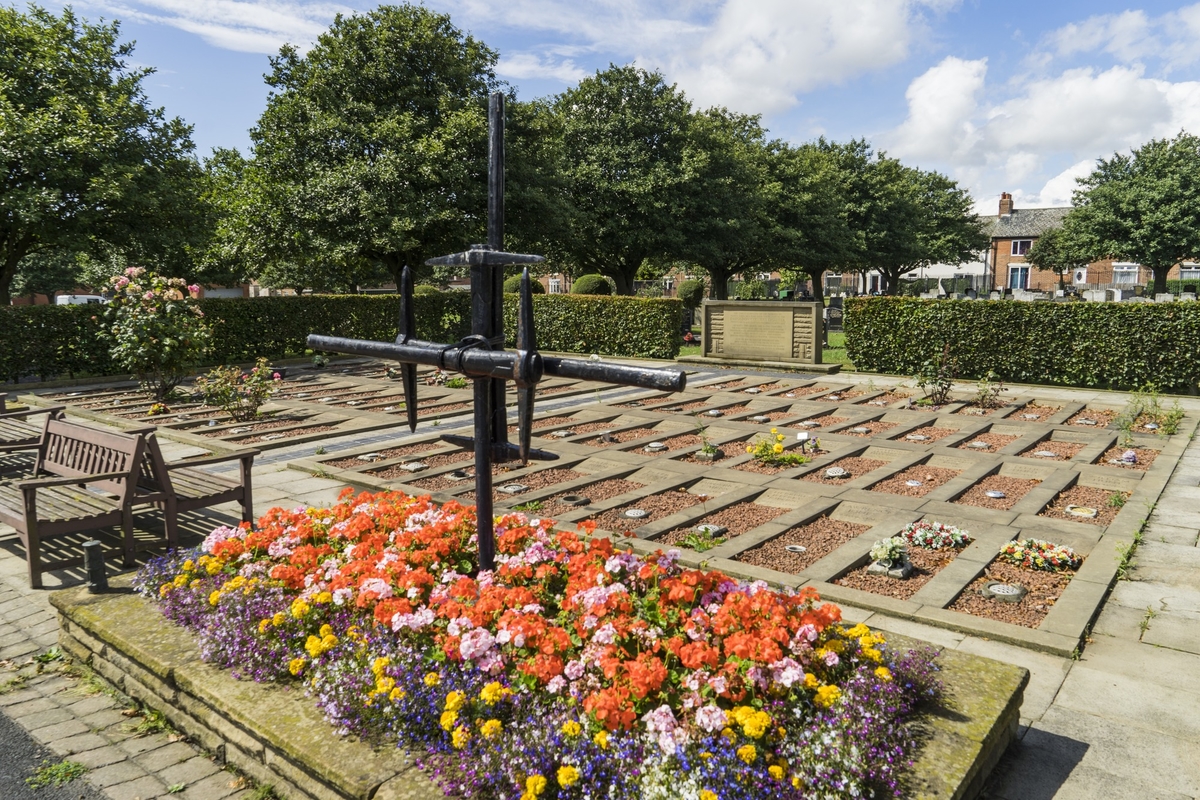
[869,536,908,567]
[997,538,1082,572]
[900,521,973,550]
[137,489,941,799]
[745,428,811,468]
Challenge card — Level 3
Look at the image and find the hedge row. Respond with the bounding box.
[844,297,1200,393]
[1,292,680,383]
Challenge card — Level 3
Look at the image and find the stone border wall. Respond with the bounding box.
[51,578,1028,800]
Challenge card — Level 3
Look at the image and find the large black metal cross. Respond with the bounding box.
[307,92,685,570]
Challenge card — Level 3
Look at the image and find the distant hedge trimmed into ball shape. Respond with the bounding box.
[503,274,545,294]
[677,279,706,310]
[572,274,612,295]
[413,284,442,296]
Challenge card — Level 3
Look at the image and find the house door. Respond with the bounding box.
[1008,266,1029,289]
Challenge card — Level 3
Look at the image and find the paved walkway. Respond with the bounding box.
[1,374,1199,799]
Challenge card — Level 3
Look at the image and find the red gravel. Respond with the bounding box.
[507,416,576,434]
[948,560,1074,628]
[869,465,962,497]
[891,425,958,443]
[1067,409,1118,427]
[735,516,871,573]
[650,400,709,413]
[953,475,1041,510]
[582,427,658,447]
[324,444,436,468]
[1018,440,1086,461]
[1096,446,1158,471]
[743,383,783,394]
[1039,484,1129,526]
[589,489,708,532]
[699,380,746,392]
[537,478,645,517]
[1006,402,1062,422]
[658,502,789,543]
[858,392,913,407]
[834,545,967,600]
[955,433,1018,452]
[798,415,848,429]
[777,385,829,398]
[732,450,825,475]
[800,457,887,484]
[838,420,897,437]
[564,422,615,435]
[234,424,339,443]
[416,402,472,416]
[678,440,750,465]
[817,390,864,402]
[637,433,703,454]
[367,451,474,479]
[955,403,1005,417]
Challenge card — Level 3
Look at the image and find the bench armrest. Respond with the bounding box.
[0,404,65,421]
[17,470,133,494]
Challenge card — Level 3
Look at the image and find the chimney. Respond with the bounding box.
[999,192,1014,216]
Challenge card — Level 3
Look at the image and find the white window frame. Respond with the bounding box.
[548,278,561,294]
[1008,265,1030,289]
[1011,240,1032,257]
[1179,263,1200,281]
[1112,262,1139,285]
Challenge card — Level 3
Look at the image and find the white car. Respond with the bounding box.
[54,294,108,305]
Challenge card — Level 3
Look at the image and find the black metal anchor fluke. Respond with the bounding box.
[513,268,540,464]
[396,266,419,433]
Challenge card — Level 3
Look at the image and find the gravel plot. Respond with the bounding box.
[955,433,1019,451]
[535,385,576,396]
[891,425,958,443]
[834,545,967,600]
[645,433,704,453]
[948,560,1074,628]
[368,451,474,478]
[1131,414,1176,434]
[712,404,750,416]
[735,516,871,573]
[415,402,472,415]
[507,416,575,434]
[537,478,645,517]
[678,440,750,464]
[582,427,659,447]
[409,473,480,492]
[486,468,588,502]
[743,383,784,394]
[816,390,864,402]
[1039,484,1129,526]
[1018,440,1086,461]
[1006,402,1062,422]
[955,403,1005,417]
[776,385,828,398]
[564,421,616,435]
[649,400,710,413]
[657,502,790,544]
[732,450,825,475]
[858,392,912,407]
[798,415,849,428]
[838,420,897,437]
[869,465,962,497]
[748,409,802,422]
[1067,409,1118,427]
[325,444,435,468]
[1096,445,1158,471]
[235,424,339,443]
[192,416,312,434]
[700,380,746,392]
[953,475,1040,510]
[589,489,709,531]
[800,456,887,484]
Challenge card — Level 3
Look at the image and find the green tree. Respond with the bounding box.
[0,6,204,305]
[246,4,498,291]
[1069,132,1200,294]
[554,65,697,294]
[1026,225,1089,291]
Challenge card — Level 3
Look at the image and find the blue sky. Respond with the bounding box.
[42,0,1200,214]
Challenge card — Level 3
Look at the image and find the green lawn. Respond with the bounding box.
[824,331,853,368]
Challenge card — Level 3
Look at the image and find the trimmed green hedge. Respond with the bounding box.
[844,297,1200,393]
[1,292,680,383]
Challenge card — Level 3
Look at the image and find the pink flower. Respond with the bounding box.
[460,627,497,661]
[694,704,726,732]
[187,284,200,295]
[143,291,155,301]
[273,372,281,380]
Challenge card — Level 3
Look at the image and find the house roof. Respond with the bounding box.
[988,206,1071,239]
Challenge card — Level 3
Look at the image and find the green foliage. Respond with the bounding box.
[27,759,87,788]
[102,269,211,400]
[413,284,443,296]
[503,274,545,294]
[1115,383,1185,442]
[844,297,1200,393]
[502,294,681,359]
[571,274,613,295]
[732,279,767,300]
[1026,225,1089,290]
[195,357,282,421]
[676,279,706,310]
[914,343,958,405]
[0,6,206,305]
[972,371,1007,409]
[745,429,810,468]
[677,528,726,553]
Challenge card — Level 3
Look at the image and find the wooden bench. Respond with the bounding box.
[0,417,145,588]
[129,429,258,544]
[0,395,66,454]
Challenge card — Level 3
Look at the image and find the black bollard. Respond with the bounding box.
[83,540,107,593]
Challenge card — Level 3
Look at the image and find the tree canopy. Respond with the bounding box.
[1068,132,1200,293]
[1026,225,1090,291]
[0,5,204,304]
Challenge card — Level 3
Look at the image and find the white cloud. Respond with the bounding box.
[1021,159,1095,207]
[496,53,587,83]
[1042,3,1200,73]
[890,56,986,160]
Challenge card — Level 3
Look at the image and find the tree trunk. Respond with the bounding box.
[610,269,633,296]
[1151,266,1171,296]
[709,266,732,300]
[1058,270,1066,292]
[882,269,902,295]
[808,269,825,308]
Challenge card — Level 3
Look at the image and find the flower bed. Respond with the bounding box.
[137,490,941,799]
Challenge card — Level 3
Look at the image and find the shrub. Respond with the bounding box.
[677,279,706,310]
[413,284,442,296]
[844,297,1200,393]
[503,274,545,294]
[194,358,282,421]
[571,274,612,295]
[102,269,210,400]
[502,294,681,360]
[733,279,767,300]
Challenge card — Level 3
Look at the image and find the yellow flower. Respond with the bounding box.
[445,691,466,712]
[173,574,189,588]
[775,434,784,442]
[481,719,502,739]
[424,672,441,687]
[861,647,882,662]
[745,446,754,454]
[732,706,754,726]
[440,709,458,731]
[846,623,870,638]
[257,619,271,635]
[803,672,820,689]
[772,443,784,454]
[770,428,778,434]
[159,584,171,598]
[699,752,713,760]
[451,725,470,749]
[593,730,609,749]
[375,677,396,695]
[272,612,287,626]
[290,598,309,619]
[737,744,757,764]
[792,776,801,789]
[319,624,333,637]
[557,765,580,787]
[208,591,221,606]
[182,559,195,572]
[722,727,738,744]
[742,710,772,739]
[525,774,548,796]
[372,657,391,676]
[304,635,324,658]
[287,658,305,676]
[560,720,582,737]
[480,681,508,705]
[814,685,842,708]
[388,687,406,702]
[875,666,892,682]
[700,791,717,800]
[314,591,332,604]
[769,765,785,781]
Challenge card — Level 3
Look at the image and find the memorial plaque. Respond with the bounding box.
[998,463,1057,480]
[927,455,975,471]
[628,467,687,486]
[861,446,908,462]
[831,501,894,524]
[689,478,746,497]
[1077,473,1139,492]
[575,457,632,474]
[755,489,811,508]
[701,301,822,364]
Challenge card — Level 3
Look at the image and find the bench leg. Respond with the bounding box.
[163,497,179,548]
[240,459,255,528]
[121,508,136,567]
[25,526,43,590]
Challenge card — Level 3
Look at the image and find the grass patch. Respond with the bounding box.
[27,759,88,788]
[824,332,853,368]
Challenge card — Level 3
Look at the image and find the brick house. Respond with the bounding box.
[986,193,1199,292]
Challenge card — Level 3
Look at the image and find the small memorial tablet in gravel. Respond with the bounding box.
[499,484,528,494]
[985,490,1006,499]
[400,462,428,472]
[623,508,649,519]
[825,467,849,478]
